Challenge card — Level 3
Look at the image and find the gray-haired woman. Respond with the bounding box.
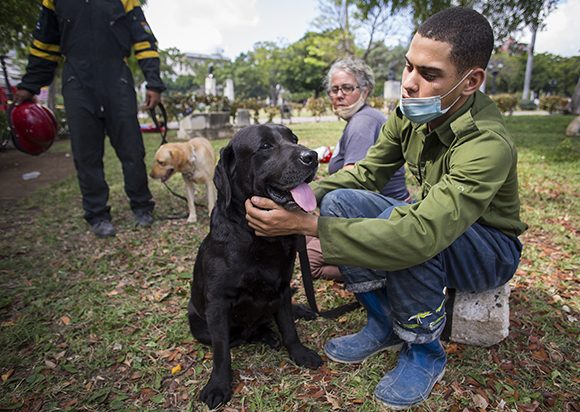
[307,57,410,281]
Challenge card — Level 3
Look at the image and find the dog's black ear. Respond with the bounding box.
[272,124,299,144]
[289,129,299,144]
[214,144,235,209]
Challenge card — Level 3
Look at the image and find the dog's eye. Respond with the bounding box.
[259,143,273,150]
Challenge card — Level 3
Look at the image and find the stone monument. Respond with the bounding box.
[236,109,251,127]
[383,67,400,112]
[204,64,217,96]
[224,78,235,102]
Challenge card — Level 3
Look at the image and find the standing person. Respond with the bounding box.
[245,7,527,409]
[307,57,410,281]
[14,0,166,238]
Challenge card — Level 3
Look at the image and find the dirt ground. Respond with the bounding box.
[0,144,75,205]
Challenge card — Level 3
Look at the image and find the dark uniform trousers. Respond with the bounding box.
[63,59,153,224]
[18,0,164,225]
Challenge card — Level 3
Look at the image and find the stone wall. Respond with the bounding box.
[177,112,233,140]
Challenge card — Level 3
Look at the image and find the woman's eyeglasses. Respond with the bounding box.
[327,84,360,96]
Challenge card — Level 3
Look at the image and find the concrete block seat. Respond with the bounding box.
[442,284,511,347]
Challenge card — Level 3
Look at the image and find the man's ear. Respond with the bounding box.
[463,68,486,96]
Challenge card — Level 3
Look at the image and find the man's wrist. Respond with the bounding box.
[302,214,319,237]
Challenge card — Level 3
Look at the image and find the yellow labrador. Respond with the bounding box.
[150,138,217,223]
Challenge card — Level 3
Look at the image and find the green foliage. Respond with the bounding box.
[0,0,40,54]
[237,97,264,123]
[530,53,580,97]
[539,95,570,114]
[264,106,279,122]
[305,96,329,118]
[219,42,290,101]
[481,0,560,45]
[519,98,538,111]
[491,93,519,114]
[367,96,385,109]
[485,52,579,97]
[162,93,232,122]
[282,30,345,97]
[289,101,305,115]
[366,43,408,93]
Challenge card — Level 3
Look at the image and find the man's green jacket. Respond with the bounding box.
[313,91,528,272]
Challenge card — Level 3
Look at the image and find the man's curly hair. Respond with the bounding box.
[418,7,494,73]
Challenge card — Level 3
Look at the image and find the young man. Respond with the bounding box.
[15,0,165,238]
[245,7,527,409]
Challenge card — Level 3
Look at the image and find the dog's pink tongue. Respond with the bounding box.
[290,183,316,212]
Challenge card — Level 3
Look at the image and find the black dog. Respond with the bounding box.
[188,124,323,408]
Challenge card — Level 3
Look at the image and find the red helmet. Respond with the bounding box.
[10,101,57,156]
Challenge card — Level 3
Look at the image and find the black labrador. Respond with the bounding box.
[188,124,323,408]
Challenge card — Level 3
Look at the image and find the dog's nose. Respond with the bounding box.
[299,150,318,166]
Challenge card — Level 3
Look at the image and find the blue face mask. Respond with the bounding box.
[399,70,473,124]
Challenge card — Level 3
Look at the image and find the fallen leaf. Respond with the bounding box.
[233,382,244,393]
[326,393,342,409]
[153,290,171,302]
[310,389,325,399]
[157,348,179,361]
[45,360,57,369]
[59,399,78,408]
[140,387,156,402]
[519,401,540,412]
[446,342,460,354]
[60,315,71,325]
[171,364,182,375]
[451,381,464,396]
[1,369,14,383]
[532,349,549,361]
[130,371,142,380]
[54,351,66,360]
[472,393,488,409]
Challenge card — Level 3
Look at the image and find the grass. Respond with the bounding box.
[0,115,578,412]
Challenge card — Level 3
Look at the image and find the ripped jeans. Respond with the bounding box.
[320,189,522,344]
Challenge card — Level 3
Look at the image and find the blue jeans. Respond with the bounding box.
[320,189,522,343]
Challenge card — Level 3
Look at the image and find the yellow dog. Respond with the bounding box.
[150,138,217,223]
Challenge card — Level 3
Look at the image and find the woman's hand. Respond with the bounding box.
[245,196,319,237]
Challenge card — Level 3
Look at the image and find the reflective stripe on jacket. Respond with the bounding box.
[19,0,165,94]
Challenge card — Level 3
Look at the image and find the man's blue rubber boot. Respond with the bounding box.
[324,289,402,364]
[374,339,446,410]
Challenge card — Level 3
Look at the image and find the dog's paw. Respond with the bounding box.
[292,303,317,321]
[187,216,197,223]
[200,379,232,409]
[290,346,323,369]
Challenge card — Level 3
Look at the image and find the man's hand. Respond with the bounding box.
[14,89,35,105]
[143,89,161,110]
[245,196,319,237]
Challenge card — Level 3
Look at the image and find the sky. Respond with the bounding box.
[143,0,580,59]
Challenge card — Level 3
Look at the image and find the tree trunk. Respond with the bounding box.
[571,76,580,115]
[522,24,537,101]
[340,0,354,55]
[566,78,580,136]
